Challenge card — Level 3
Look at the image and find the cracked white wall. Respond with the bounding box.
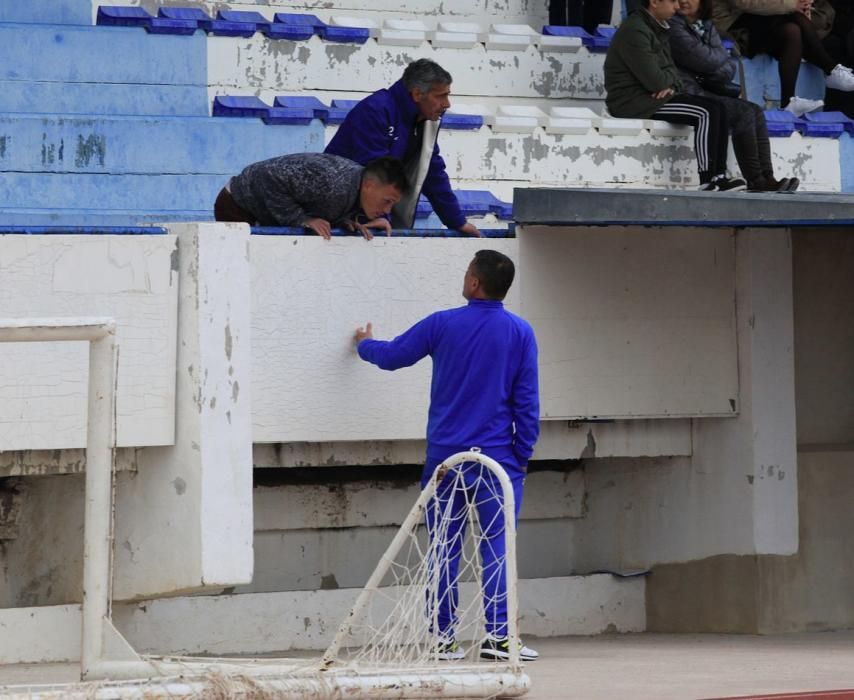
[0,235,178,451]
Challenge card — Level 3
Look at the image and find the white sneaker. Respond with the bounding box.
[784,96,824,116]
[435,638,466,661]
[827,64,854,91]
[480,634,540,662]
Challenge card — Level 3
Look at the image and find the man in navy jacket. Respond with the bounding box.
[326,59,480,236]
[354,250,539,661]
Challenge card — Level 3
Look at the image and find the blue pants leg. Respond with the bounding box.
[422,456,526,640]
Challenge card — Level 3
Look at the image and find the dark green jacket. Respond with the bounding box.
[604,10,683,119]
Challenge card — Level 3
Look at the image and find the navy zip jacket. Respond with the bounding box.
[358,299,540,466]
[325,80,466,230]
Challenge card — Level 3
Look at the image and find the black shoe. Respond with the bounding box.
[480,636,539,662]
[711,176,748,192]
[782,177,800,192]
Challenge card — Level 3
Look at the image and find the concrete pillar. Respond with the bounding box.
[112,223,254,600]
[692,228,798,557]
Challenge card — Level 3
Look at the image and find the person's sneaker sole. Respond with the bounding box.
[437,649,466,661]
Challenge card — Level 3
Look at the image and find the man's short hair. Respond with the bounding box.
[363,157,411,194]
[402,59,453,94]
[471,250,515,300]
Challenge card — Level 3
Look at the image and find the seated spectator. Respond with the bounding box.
[821,0,854,117]
[670,0,799,191]
[325,59,480,237]
[712,0,854,115]
[605,0,747,191]
[214,154,409,239]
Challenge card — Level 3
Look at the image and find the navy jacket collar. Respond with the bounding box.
[390,79,420,124]
[468,299,504,309]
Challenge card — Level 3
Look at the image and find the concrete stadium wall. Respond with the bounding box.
[0,223,786,603]
[643,228,854,633]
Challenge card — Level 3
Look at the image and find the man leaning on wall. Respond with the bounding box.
[325,59,481,237]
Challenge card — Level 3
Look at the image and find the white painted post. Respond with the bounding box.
[0,318,154,680]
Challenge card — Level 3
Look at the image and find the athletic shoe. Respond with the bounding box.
[826,64,854,91]
[705,176,747,192]
[784,96,824,116]
[480,635,539,662]
[748,176,790,192]
[435,639,466,661]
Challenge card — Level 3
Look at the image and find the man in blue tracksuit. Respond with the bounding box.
[354,250,540,661]
[326,59,480,237]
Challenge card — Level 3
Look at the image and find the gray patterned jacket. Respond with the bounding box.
[229,153,363,227]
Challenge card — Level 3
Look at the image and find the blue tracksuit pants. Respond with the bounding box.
[421,455,525,639]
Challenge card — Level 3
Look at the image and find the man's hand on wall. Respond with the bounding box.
[459,222,482,237]
[354,322,374,347]
[304,217,332,240]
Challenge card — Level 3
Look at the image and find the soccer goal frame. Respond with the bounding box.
[0,318,157,682]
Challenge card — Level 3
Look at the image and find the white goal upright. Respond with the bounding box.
[4,444,531,699]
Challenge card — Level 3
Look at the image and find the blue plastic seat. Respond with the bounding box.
[415,196,434,219]
[218,10,311,39]
[265,23,314,41]
[455,190,513,219]
[590,26,615,52]
[274,96,330,121]
[272,12,369,43]
[213,96,314,124]
[97,6,154,27]
[542,25,595,47]
[273,13,328,35]
[213,96,271,118]
[802,110,853,136]
[319,25,370,44]
[764,109,800,137]
[217,10,269,32]
[146,17,198,35]
[186,8,256,37]
[442,112,484,130]
[98,6,199,34]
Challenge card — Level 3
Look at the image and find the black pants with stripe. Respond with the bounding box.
[651,94,730,184]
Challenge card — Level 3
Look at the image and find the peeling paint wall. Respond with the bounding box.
[0,235,178,450]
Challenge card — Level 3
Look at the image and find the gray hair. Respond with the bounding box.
[401,59,452,93]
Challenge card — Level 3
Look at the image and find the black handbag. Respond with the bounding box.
[698,76,743,98]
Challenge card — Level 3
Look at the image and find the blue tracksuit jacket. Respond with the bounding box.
[357,299,540,466]
[324,80,466,230]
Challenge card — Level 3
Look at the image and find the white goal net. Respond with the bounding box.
[5,450,530,700]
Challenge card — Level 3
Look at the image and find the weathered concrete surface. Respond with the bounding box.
[514,188,854,227]
[3,632,854,699]
[113,223,254,601]
[793,229,854,447]
[646,450,854,634]
[518,226,738,420]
